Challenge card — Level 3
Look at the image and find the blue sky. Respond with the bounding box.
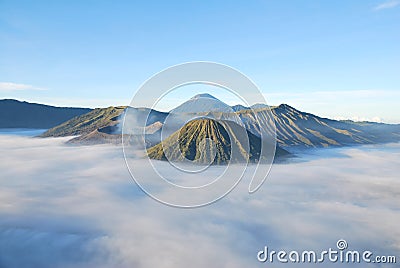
[0,0,399,122]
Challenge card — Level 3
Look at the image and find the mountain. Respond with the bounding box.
[37,95,400,151]
[40,106,126,137]
[230,103,270,112]
[41,106,168,149]
[251,103,269,110]
[231,104,249,112]
[147,118,290,164]
[0,99,92,129]
[170,93,233,114]
[237,104,400,148]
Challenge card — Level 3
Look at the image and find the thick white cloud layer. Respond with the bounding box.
[0,135,399,267]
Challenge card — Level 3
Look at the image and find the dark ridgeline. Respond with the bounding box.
[0,99,92,129]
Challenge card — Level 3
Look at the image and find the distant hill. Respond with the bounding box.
[251,103,269,110]
[231,104,249,112]
[231,103,269,111]
[170,93,233,114]
[147,118,290,164]
[0,99,92,129]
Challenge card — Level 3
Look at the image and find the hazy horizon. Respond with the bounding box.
[2,93,400,125]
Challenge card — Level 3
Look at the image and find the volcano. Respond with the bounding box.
[147,118,289,164]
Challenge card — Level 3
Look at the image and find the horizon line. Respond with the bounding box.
[1,98,398,125]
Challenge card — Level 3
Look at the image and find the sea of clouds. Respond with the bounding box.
[0,135,399,267]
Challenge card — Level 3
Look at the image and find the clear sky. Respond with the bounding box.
[0,1,399,122]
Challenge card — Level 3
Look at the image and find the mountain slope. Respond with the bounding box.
[147,118,289,164]
[41,106,168,138]
[237,104,400,148]
[40,106,126,137]
[67,121,163,147]
[0,99,92,128]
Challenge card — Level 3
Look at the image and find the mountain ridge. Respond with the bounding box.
[35,94,400,150]
[0,99,92,129]
[2,97,399,152]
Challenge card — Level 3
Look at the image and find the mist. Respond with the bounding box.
[0,135,399,267]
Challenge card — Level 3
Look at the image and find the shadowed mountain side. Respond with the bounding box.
[0,99,92,128]
[67,123,163,148]
[67,131,161,148]
[67,129,124,145]
[147,118,289,164]
[97,121,162,135]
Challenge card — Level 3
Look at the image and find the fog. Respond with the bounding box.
[0,135,399,267]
